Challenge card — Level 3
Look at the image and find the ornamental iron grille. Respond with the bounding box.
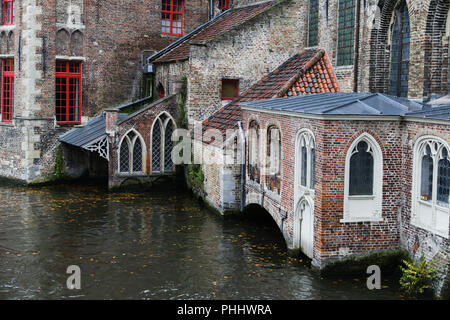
[83,136,109,161]
[337,0,356,66]
[297,131,315,190]
[118,130,145,174]
[308,0,319,47]
[152,113,176,173]
[349,141,374,196]
[389,1,410,97]
[418,139,450,207]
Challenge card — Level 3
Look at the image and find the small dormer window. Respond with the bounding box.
[218,0,230,10]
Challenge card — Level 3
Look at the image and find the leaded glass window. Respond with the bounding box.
[119,139,130,173]
[297,131,315,191]
[152,113,176,173]
[308,0,319,47]
[389,2,410,97]
[421,145,433,201]
[119,130,144,174]
[438,148,450,206]
[337,0,356,66]
[349,141,374,196]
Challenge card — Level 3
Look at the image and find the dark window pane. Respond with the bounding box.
[120,140,130,173]
[222,79,239,99]
[438,155,450,206]
[349,141,374,195]
[152,121,162,172]
[133,139,143,172]
[337,0,356,66]
[308,0,319,47]
[164,121,174,172]
[421,149,433,201]
[310,149,315,188]
[301,145,307,186]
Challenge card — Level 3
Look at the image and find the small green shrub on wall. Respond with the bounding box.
[54,144,65,180]
[399,254,437,298]
[188,164,204,191]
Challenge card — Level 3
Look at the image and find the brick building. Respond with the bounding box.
[0,0,209,183]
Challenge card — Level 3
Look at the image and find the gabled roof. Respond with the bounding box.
[151,1,281,64]
[200,48,339,143]
[240,92,422,116]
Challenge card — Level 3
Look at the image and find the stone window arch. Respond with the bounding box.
[423,1,450,98]
[342,133,383,222]
[248,120,260,183]
[118,129,146,174]
[266,125,281,194]
[412,136,450,238]
[70,30,84,57]
[151,112,177,173]
[369,0,411,97]
[56,29,70,56]
[295,129,315,191]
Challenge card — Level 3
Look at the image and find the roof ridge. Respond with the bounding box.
[274,49,325,98]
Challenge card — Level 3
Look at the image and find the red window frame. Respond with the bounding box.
[221,79,239,100]
[218,0,230,10]
[56,61,82,124]
[3,0,15,25]
[161,0,184,36]
[1,58,14,123]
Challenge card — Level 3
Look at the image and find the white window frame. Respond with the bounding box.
[342,133,383,223]
[150,111,177,173]
[411,135,450,238]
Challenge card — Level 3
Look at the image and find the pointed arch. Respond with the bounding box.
[295,129,316,192]
[7,30,14,54]
[293,196,315,259]
[343,132,383,222]
[266,124,282,194]
[151,112,177,173]
[247,120,260,183]
[70,30,84,56]
[56,29,70,56]
[118,129,147,174]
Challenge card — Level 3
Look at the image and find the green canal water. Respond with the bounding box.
[0,184,403,299]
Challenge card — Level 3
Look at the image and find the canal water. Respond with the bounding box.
[0,184,403,300]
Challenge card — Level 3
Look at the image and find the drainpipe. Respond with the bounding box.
[209,0,214,20]
[353,0,361,92]
[238,121,246,212]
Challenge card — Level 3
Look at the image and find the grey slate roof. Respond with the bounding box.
[239,92,423,116]
[406,105,450,121]
[59,112,128,147]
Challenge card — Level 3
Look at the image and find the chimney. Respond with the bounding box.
[105,109,119,136]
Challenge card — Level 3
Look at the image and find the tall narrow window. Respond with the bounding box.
[161,0,183,36]
[218,0,230,10]
[56,61,82,124]
[3,0,15,25]
[308,0,319,47]
[1,58,14,123]
[151,113,176,173]
[248,121,260,183]
[267,126,281,194]
[413,137,450,238]
[389,2,410,97]
[337,0,356,66]
[119,130,145,174]
[349,141,374,196]
[296,130,315,191]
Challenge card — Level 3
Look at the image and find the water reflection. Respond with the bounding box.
[0,185,402,300]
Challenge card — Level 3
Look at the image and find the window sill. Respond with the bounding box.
[348,195,375,200]
[0,121,14,127]
[0,25,15,31]
[340,217,384,223]
[411,220,449,239]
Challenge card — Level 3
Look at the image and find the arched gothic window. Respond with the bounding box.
[266,126,281,194]
[118,130,145,174]
[413,137,449,238]
[296,130,315,191]
[151,113,176,173]
[389,1,410,97]
[248,121,260,183]
[343,133,383,222]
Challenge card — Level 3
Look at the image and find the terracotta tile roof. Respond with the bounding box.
[200,48,340,144]
[152,1,279,63]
